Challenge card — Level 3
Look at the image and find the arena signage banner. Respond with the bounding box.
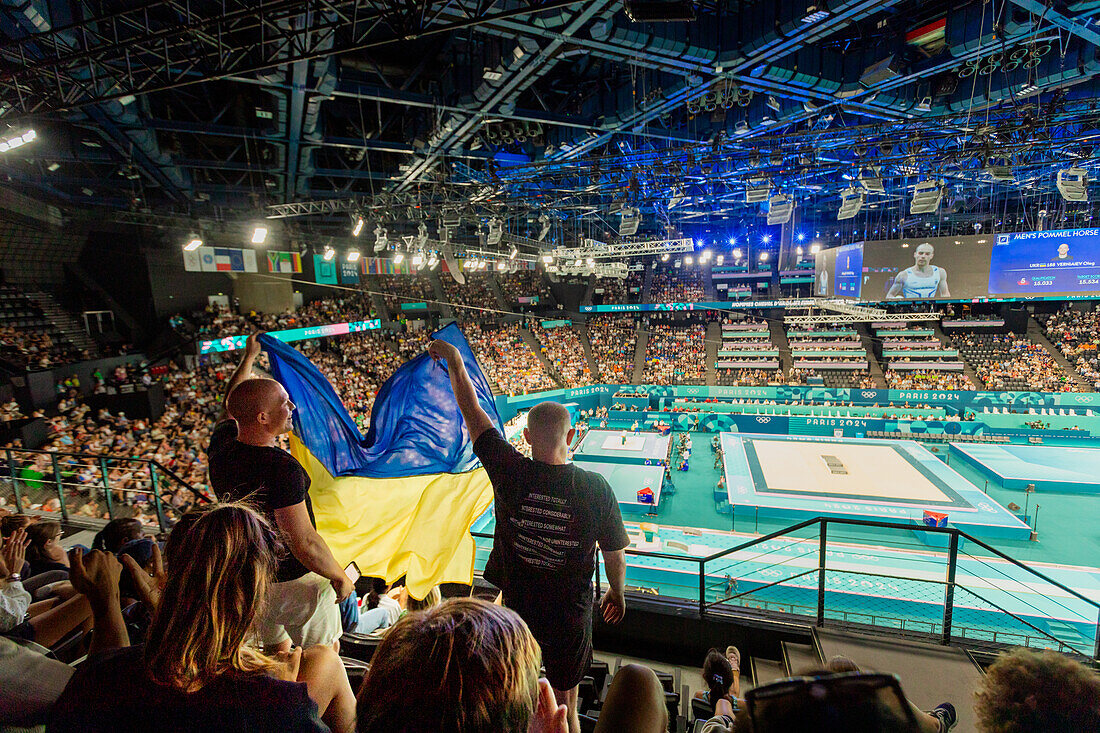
[580,298,817,313]
[199,319,382,354]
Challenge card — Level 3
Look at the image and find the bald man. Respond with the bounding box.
[207,333,353,653]
[429,339,629,733]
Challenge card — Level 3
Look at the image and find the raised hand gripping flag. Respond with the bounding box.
[259,323,502,598]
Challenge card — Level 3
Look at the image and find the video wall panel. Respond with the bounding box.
[815,228,1100,301]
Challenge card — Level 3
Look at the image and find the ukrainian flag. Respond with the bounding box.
[259,323,502,598]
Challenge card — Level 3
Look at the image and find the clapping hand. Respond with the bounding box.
[69,547,122,606]
[0,527,29,578]
[119,541,166,610]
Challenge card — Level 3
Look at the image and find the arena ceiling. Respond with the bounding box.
[2,0,1100,250]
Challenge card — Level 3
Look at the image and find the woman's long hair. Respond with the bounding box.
[144,502,279,692]
[703,648,734,707]
[25,520,61,565]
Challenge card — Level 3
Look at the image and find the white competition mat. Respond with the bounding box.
[602,434,647,451]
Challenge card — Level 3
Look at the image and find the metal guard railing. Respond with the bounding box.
[0,447,211,534]
[474,516,1100,662]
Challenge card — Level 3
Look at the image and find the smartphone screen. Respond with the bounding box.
[344,561,360,583]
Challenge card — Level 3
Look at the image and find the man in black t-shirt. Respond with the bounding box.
[208,333,353,653]
[429,339,629,733]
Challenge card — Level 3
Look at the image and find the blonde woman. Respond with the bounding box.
[47,503,356,733]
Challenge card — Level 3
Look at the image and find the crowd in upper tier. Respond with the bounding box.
[1042,305,1100,388]
[530,323,593,387]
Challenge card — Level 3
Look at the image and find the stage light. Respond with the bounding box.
[574,259,583,267]
[323,246,336,261]
[810,243,821,253]
[478,259,488,270]
[373,225,389,253]
[0,128,36,152]
[541,254,553,264]
[685,256,694,265]
[732,248,742,258]
[796,246,804,255]
[619,206,640,237]
[660,253,670,262]
[347,249,361,263]
[801,3,829,23]
[746,178,771,203]
[250,226,268,244]
[352,217,364,237]
[695,239,705,249]
[759,252,769,262]
[509,246,518,260]
[716,255,724,265]
[761,234,772,244]
[796,232,806,242]
[910,179,944,215]
[411,253,424,266]
[428,255,439,270]
[837,186,864,220]
[586,258,595,267]
[393,251,404,264]
[496,261,506,271]
[184,233,203,251]
[487,217,504,246]
[728,237,737,246]
[1057,167,1088,202]
[766,194,793,225]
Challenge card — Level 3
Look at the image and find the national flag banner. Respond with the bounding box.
[268,250,303,273]
[242,248,258,273]
[313,255,338,284]
[215,247,244,271]
[361,257,411,275]
[183,248,202,272]
[259,323,503,597]
[339,261,360,284]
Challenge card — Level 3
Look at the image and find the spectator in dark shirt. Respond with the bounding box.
[207,333,353,653]
[429,339,629,733]
[48,502,356,733]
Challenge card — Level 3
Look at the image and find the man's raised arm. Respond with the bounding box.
[218,332,263,421]
[428,339,493,443]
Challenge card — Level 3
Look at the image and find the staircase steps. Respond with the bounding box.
[576,321,600,380]
[486,274,510,311]
[26,292,98,356]
[781,640,822,677]
[705,321,719,387]
[426,271,455,319]
[632,324,649,385]
[853,322,887,388]
[519,326,564,388]
[749,657,788,689]
[768,319,792,375]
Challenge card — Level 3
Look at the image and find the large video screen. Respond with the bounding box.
[988,229,1100,296]
[812,232,1075,301]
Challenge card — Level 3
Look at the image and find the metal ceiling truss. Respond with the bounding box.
[549,237,694,260]
[0,0,583,118]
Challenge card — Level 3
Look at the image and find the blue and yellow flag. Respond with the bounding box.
[259,323,502,598]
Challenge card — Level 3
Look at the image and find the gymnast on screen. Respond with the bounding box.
[1051,243,1074,261]
[885,243,950,299]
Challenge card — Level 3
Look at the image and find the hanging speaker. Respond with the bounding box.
[442,244,465,285]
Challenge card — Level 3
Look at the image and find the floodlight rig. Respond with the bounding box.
[549,237,694,261]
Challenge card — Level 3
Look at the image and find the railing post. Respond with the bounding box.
[699,559,707,620]
[817,520,827,627]
[1093,607,1100,664]
[149,463,166,532]
[50,453,68,522]
[7,448,21,511]
[943,531,959,645]
[100,457,113,519]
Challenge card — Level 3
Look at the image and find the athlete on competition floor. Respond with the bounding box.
[886,242,950,299]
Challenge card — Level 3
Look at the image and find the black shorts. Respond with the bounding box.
[504,592,593,691]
